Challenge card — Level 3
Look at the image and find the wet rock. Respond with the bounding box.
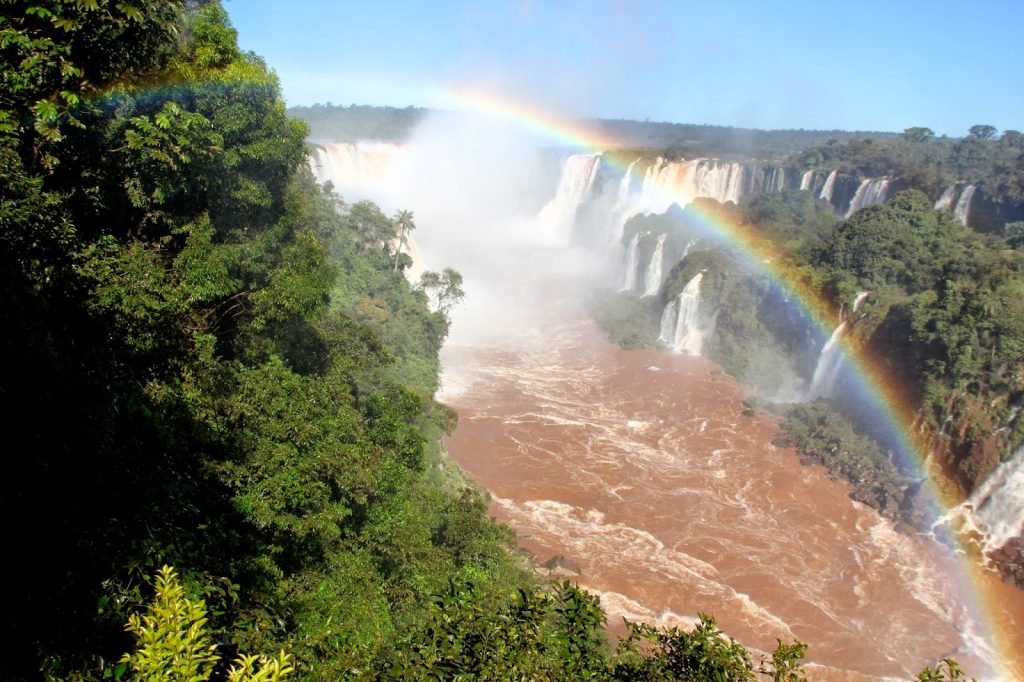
[542,554,582,575]
[990,536,1024,589]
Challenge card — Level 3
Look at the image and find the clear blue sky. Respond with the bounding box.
[228,0,1023,136]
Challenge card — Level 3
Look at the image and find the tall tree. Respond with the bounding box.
[393,209,415,271]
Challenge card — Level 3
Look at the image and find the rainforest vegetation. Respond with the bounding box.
[291,103,896,158]
[1,1,996,678]
[789,125,1024,210]
[0,2,829,680]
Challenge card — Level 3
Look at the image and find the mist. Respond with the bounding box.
[313,109,614,349]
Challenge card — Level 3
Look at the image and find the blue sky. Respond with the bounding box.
[228,0,1023,136]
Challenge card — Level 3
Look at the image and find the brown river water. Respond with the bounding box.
[441,296,1024,680]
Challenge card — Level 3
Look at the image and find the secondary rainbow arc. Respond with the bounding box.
[448,85,1019,680]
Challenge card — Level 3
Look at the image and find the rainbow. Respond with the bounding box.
[448,86,1022,679]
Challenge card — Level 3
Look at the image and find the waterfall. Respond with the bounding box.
[772,167,786,192]
[672,273,706,355]
[954,447,1024,553]
[615,159,640,209]
[643,234,668,296]
[806,321,847,400]
[621,233,640,291]
[658,299,678,344]
[632,158,747,215]
[819,170,838,203]
[308,141,403,203]
[799,170,814,191]
[934,185,957,211]
[538,154,602,245]
[953,184,976,226]
[845,178,891,218]
[852,290,870,313]
[679,238,698,262]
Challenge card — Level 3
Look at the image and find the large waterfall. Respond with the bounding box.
[671,273,706,355]
[799,170,814,191]
[642,234,667,296]
[953,184,977,226]
[818,170,838,203]
[621,233,640,291]
[308,141,403,203]
[538,154,602,245]
[845,178,892,217]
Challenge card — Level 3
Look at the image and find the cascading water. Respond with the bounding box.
[643,234,668,296]
[819,169,838,203]
[679,238,698,263]
[853,290,870,312]
[934,185,957,212]
[806,321,847,400]
[845,178,891,217]
[658,299,678,344]
[946,447,1024,555]
[805,291,869,399]
[799,170,814,191]
[765,167,786,192]
[672,273,706,355]
[538,154,602,245]
[308,141,403,203]
[630,158,747,215]
[615,159,640,209]
[621,233,640,291]
[953,184,976,226]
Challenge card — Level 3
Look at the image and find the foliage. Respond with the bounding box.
[589,290,661,349]
[789,125,1024,208]
[768,401,914,524]
[119,566,293,682]
[916,658,974,682]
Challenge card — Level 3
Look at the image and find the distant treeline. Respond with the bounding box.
[289,103,898,157]
[289,103,428,140]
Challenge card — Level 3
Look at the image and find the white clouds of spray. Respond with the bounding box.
[318,108,606,349]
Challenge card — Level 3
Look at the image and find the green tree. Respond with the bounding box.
[120,566,293,682]
[903,127,935,144]
[393,209,415,271]
[968,124,997,140]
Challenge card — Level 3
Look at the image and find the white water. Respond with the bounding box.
[954,184,977,226]
[935,185,958,212]
[621,233,640,291]
[538,154,602,246]
[679,237,698,262]
[633,158,747,215]
[955,447,1024,554]
[819,170,838,203]
[643,234,668,297]
[806,321,847,400]
[308,141,404,204]
[799,170,815,191]
[616,159,640,209]
[658,299,678,344]
[852,290,870,313]
[672,273,706,355]
[845,178,891,217]
[766,167,786,192]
